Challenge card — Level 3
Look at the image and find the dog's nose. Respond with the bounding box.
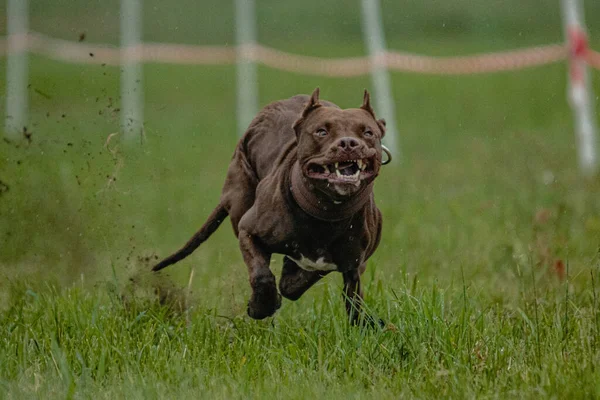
[336,137,360,151]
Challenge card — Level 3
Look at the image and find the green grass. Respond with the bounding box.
[2,270,600,398]
[3,2,600,397]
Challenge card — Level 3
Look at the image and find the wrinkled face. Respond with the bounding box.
[295,106,385,199]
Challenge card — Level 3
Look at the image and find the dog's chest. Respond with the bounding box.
[288,254,338,272]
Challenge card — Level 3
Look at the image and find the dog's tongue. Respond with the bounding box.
[337,161,354,170]
[337,161,359,176]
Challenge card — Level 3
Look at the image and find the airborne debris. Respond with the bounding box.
[33,88,52,99]
[22,126,32,144]
[121,256,190,315]
[0,180,8,195]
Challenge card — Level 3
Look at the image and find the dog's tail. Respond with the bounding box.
[152,203,229,272]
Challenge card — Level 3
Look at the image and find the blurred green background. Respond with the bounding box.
[1,0,600,311]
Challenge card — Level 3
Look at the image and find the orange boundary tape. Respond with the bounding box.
[0,32,598,76]
[587,49,600,70]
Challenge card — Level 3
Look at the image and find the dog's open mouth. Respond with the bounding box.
[306,158,373,184]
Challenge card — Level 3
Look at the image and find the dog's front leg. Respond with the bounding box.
[342,268,364,325]
[238,230,281,319]
[343,266,385,327]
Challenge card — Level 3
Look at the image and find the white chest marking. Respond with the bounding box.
[288,255,338,272]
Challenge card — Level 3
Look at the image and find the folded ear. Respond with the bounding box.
[293,87,322,136]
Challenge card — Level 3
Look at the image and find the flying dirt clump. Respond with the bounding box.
[120,255,192,316]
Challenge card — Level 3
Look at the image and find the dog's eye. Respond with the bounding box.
[364,130,373,138]
[315,129,328,137]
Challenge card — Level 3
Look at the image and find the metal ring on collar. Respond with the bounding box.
[381,145,392,165]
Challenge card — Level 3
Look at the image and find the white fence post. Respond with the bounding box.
[360,0,399,158]
[120,0,144,142]
[561,0,598,176]
[4,0,29,139]
[235,0,258,136]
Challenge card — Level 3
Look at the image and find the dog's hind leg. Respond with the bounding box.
[279,257,330,301]
[220,148,259,238]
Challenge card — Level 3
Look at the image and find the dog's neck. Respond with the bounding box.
[290,162,373,222]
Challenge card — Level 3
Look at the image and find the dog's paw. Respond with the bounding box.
[373,317,386,329]
[350,314,386,329]
[247,276,282,320]
[247,292,282,320]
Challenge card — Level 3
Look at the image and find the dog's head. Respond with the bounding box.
[293,88,386,200]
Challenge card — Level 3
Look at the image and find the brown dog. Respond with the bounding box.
[153,88,387,324]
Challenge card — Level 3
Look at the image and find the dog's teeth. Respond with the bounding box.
[352,168,361,185]
[335,162,339,170]
[357,159,364,170]
[336,169,342,178]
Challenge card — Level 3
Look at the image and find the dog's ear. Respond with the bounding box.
[302,87,321,118]
[361,89,386,138]
[360,89,375,118]
[293,87,322,137]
